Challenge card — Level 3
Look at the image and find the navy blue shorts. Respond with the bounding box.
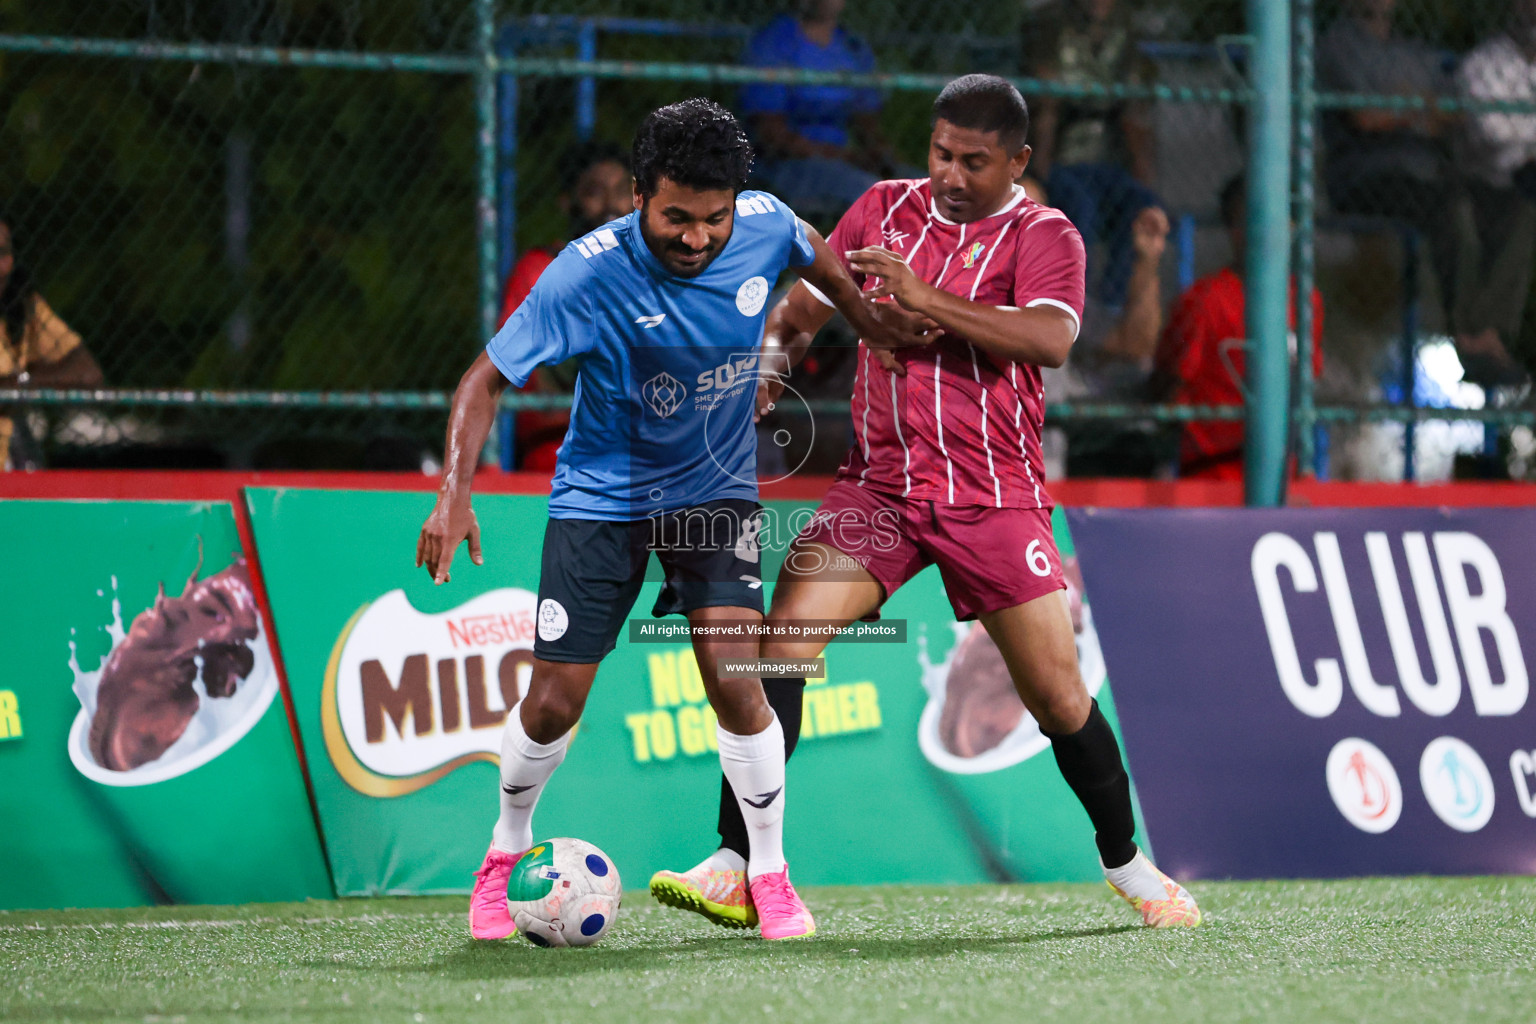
[533,498,765,663]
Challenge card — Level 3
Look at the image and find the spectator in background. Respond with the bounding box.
[0,214,103,470]
[1319,0,1525,385]
[1022,0,1160,310]
[1041,201,1171,477]
[499,142,633,471]
[1456,0,1536,380]
[738,0,906,219]
[1151,177,1324,481]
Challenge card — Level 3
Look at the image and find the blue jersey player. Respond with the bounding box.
[417,99,912,943]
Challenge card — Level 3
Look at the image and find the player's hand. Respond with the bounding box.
[862,296,941,352]
[416,491,483,584]
[1131,206,1169,262]
[754,349,790,423]
[846,246,927,311]
[872,347,907,377]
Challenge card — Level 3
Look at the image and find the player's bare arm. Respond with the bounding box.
[755,229,936,417]
[847,244,1077,368]
[755,282,827,421]
[416,350,503,584]
[791,224,930,352]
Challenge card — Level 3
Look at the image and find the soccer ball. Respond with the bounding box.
[506,837,622,947]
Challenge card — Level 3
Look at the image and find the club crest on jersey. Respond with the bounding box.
[642,372,686,418]
[960,241,986,269]
[736,276,770,317]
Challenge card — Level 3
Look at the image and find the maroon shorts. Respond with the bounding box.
[792,479,1067,621]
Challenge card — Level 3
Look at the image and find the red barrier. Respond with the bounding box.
[3,469,1531,506]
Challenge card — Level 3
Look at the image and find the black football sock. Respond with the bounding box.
[718,676,804,859]
[1044,699,1139,870]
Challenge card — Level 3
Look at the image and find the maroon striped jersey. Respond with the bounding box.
[814,178,1086,509]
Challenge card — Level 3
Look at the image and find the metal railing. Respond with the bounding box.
[1,2,1532,492]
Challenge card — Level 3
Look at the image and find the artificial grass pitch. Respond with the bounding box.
[4,877,1534,1024]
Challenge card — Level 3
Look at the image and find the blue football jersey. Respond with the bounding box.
[486,190,816,520]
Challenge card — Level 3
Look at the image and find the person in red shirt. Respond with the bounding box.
[1151,176,1324,480]
[500,142,634,470]
[649,74,1201,933]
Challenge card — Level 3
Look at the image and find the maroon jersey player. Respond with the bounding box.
[822,169,1085,512]
[649,75,1201,932]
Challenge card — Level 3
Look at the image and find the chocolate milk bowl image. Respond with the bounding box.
[914,556,1114,882]
[88,557,260,771]
[68,555,326,904]
[917,556,1106,775]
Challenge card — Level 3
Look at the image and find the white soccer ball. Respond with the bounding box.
[505,837,622,947]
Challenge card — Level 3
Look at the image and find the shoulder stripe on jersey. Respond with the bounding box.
[736,195,774,216]
[1026,208,1072,227]
[879,181,924,231]
[575,228,621,260]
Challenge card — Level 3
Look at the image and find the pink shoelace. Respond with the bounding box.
[472,852,516,909]
[751,870,799,915]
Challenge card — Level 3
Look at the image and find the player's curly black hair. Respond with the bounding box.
[631,98,754,198]
[931,74,1030,153]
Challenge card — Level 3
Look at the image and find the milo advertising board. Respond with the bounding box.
[0,499,332,910]
[248,487,1141,895]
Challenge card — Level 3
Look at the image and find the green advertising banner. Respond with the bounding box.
[0,500,333,911]
[246,487,1143,896]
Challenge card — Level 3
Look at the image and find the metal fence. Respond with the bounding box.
[1297,0,1536,484]
[0,1,1531,484]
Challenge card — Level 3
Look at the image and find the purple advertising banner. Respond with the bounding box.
[1067,507,1536,880]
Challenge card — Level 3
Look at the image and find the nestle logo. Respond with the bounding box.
[447,612,534,649]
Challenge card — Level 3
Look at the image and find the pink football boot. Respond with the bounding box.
[469,845,525,940]
[748,866,816,940]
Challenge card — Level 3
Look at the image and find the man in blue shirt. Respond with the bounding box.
[739,0,906,217]
[416,98,916,943]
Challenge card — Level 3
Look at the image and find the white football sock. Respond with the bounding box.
[1103,850,1169,902]
[716,713,787,880]
[700,848,747,874]
[491,701,570,854]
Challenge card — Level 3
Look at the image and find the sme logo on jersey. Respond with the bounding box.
[639,357,759,417]
[574,228,620,259]
[694,353,758,411]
